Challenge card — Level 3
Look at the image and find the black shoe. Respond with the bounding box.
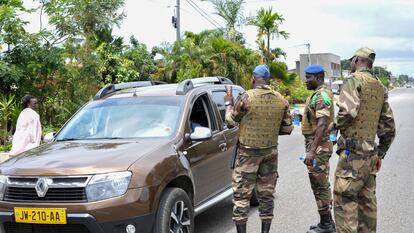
[307,223,335,233]
[261,221,271,233]
[236,223,246,233]
[309,224,318,230]
[308,213,335,233]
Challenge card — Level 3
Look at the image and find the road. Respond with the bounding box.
[195,88,414,233]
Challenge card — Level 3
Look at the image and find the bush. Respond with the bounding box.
[379,76,390,88]
[272,75,312,104]
[0,144,12,152]
[43,125,60,135]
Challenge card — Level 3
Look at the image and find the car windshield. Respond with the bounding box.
[56,97,183,140]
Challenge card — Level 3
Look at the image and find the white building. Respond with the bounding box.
[295,53,341,86]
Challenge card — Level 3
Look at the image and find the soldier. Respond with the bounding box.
[330,47,396,233]
[224,64,293,233]
[301,65,336,233]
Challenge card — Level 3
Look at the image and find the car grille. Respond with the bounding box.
[3,176,90,203]
[4,187,87,202]
[4,222,91,233]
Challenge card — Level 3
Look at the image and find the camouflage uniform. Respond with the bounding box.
[302,85,334,216]
[334,68,395,233]
[226,85,293,223]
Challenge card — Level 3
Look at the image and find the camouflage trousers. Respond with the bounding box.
[307,151,333,215]
[232,147,278,223]
[305,139,333,215]
[333,149,379,233]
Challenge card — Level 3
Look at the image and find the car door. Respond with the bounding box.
[210,87,243,190]
[184,93,228,205]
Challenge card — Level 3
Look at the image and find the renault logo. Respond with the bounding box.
[35,178,52,197]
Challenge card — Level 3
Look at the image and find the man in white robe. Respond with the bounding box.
[9,95,42,156]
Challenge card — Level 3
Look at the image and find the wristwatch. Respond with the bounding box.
[225,101,233,106]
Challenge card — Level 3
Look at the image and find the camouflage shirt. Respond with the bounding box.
[335,68,396,158]
[302,85,334,152]
[304,85,334,141]
[226,85,293,149]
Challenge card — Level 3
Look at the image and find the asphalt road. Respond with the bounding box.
[195,88,414,233]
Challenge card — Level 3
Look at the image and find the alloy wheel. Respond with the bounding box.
[170,200,191,233]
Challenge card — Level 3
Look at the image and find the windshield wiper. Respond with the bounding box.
[57,137,127,141]
[56,138,79,141]
[86,137,127,140]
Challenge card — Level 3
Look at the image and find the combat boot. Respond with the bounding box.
[261,221,271,233]
[307,213,335,233]
[236,223,246,233]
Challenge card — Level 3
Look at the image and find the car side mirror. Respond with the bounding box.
[43,132,56,143]
[188,127,212,141]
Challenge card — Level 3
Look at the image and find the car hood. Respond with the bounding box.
[0,139,170,176]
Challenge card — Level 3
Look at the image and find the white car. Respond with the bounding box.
[331,80,344,95]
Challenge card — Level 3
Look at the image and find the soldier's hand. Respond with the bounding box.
[304,151,316,167]
[224,85,233,103]
[225,85,232,95]
[327,122,335,132]
[376,158,382,171]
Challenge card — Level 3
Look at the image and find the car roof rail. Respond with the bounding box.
[94,80,166,100]
[176,76,233,95]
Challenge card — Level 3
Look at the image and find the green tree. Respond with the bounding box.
[205,0,245,42]
[341,59,351,71]
[398,74,409,84]
[373,66,391,78]
[248,7,288,63]
[0,94,17,146]
[43,0,125,47]
[152,29,259,86]
[379,76,390,88]
[0,0,31,46]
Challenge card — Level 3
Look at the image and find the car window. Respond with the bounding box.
[212,89,241,125]
[189,94,217,132]
[56,97,183,140]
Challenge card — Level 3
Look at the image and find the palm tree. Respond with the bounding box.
[206,0,245,42]
[248,7,289,62]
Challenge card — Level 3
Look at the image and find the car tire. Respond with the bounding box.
[154,188,194,233]
[250,187,260,207]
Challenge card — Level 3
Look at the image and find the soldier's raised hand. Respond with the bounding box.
[224,85,233,104]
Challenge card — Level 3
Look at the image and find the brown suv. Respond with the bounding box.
[0,77,246,233]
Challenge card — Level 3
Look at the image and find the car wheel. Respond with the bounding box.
[154,188,194,233]
[250,187,260,207]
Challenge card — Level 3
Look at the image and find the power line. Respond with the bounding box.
[185,0,223,28]
[244,0,277,3]
[185,0,221,28]
[187,0,223,27]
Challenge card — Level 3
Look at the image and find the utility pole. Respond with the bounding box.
[291,43,311,65]
[176,0,181,41]
[306,43,311,66]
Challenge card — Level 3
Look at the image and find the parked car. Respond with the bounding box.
[331,80,343,95]
[0,77,253,233]
[405,84,412,88]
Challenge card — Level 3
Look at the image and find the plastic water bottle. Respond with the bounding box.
[329,130,337,142]
[298,155,317,167]
[293,104,300,126]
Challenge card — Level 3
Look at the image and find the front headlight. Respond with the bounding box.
[0,175,6,200]
[86,171,132,202]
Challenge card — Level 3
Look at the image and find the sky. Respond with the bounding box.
[21,0,414,77]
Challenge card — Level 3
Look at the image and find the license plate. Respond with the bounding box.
[14,207,67,224]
